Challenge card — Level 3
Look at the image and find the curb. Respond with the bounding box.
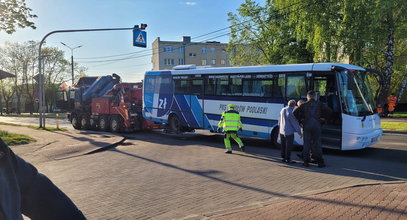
[54,136,126,160]
[182,180,407,220]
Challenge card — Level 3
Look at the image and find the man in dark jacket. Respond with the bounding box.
[293,91,332,168]
[0,138,86,220]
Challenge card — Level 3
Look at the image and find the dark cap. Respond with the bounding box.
[307,90,315,96]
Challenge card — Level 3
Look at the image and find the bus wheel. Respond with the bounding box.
[271,127,281,149]
[110,116,122,133]
[80,115,90,130]
[99,116,109,131]
[169,115,181,133]
[71,114,81,130]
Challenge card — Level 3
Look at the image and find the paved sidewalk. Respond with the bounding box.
[205,182,407,220]
[1,124,406,219]
[0,124,124,163]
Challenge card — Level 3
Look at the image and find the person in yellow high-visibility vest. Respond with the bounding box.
[217,104,245,154]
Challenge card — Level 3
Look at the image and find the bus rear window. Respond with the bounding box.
[144,76,156,93]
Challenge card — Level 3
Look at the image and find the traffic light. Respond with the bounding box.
[140,23,147,30]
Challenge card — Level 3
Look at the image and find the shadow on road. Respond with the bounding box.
[49,129,123,151]
[123,130,407,182]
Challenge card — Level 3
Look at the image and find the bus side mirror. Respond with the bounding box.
[365,68,384,103]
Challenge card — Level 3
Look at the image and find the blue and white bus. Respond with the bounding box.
[142,63,382,150]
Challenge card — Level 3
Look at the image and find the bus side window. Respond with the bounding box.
[174,79,190,94]
[205,78,215,95]
[272,75,285,98]
[286,75,306,100]
[231,78,242,96]
[191,79,203,95]
[220,85,230,95]
[261,80,273,97]
[216,77,229,95]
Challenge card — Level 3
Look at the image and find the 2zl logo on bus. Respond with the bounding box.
[158,98,167,109]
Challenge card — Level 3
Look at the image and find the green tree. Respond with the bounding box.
[0,42,88,113]
[0,78,15,113]
[274,0,345,62]
[0,0,37,34]
[262,0,407,104]
[370,0,407,105]
[227,0,313,66]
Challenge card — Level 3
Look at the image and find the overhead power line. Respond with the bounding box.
[84,0,319,68]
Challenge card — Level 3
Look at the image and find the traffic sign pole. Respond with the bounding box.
[38,24,147,128]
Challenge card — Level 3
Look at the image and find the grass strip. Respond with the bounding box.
[0,130,36,146]
[392,112,407,118]
[381,121,407,130]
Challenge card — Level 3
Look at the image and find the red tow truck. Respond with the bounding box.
[57,74,157,132]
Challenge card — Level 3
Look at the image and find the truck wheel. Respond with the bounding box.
[99,116,109,131]
[110,116,122,133]
[80,115,90,130]
[271,127,281,149]
[169,114,181,133]
[89,118,97,130]
[71,114,81,130]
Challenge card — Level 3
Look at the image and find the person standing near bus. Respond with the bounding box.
[279,100,302,163]
[387,93,397,117]
[293,91,332,168]
[217,104,245,154]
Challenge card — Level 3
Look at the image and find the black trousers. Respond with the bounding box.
[302,119,324,164]
[280,134,294,161]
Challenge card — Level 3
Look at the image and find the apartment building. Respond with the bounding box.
[151,36,231,70]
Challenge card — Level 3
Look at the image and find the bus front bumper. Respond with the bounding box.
[342,128,383,150]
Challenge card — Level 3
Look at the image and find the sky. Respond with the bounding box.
[0,0,254,83]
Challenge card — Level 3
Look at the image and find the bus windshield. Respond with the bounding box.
[337,70,376,116]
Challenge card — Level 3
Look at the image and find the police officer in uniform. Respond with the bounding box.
[293,91,332,167]
[218,104,245,153]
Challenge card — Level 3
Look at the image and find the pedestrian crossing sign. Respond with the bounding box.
[133,29,147,48]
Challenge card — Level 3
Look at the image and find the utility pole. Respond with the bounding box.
[61,42,82,85]
[38,25,147,128]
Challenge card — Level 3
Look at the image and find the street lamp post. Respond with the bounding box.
[60,42,82,85]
